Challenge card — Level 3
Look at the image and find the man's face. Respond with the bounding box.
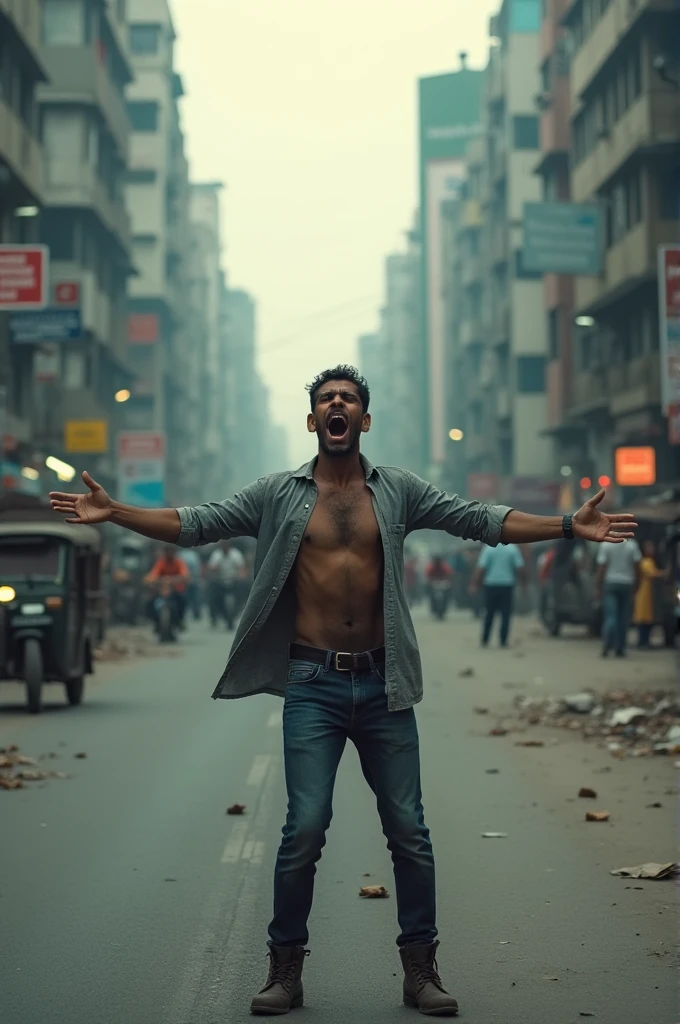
[307,379,370,456]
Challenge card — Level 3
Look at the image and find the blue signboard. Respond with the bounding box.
[9,308,82,343]
[119,479,165,507]
[522,202,603,275]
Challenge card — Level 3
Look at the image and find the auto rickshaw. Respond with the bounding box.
[0,495,105,713]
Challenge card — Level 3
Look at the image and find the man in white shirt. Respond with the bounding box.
[596,539,642,657]
[207,541,246,629]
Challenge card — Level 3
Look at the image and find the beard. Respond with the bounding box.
[317,426,360,457]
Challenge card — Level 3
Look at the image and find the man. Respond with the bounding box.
[144,544,190,629]
[178,547,203,621]
[595,537,642,657]
[425,554,454,619]
[50,365,637,1018]
[472,542,525,648]
[207,540,246,629]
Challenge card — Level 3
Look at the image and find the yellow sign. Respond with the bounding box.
[64,420,108,453]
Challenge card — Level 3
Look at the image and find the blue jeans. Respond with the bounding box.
[602,583,634,654]
[269,656,436,948]
[482,585,514,647]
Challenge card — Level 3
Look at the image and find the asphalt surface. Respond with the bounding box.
[0,610,677,1024]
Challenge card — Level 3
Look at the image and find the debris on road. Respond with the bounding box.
[578,787,597,799]
[610,862,678,880]
[74,752,87,760]
[646,802,663,809]
[459,667,475,678]
[359,885,389,898]
[1,746,68,790]
[489,726,508,737]
[485,768,500,774]
[585,811,610,822]
[579,1013,596,1017]
[509,688,680,759]
[93,626,184,663]
[474,706,489,715]
[226,803,247,815]
[515,739,544,748]
[482,832,508,839]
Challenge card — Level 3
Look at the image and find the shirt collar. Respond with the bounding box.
[292,453,376,481]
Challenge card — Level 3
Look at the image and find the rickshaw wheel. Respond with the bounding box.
[66,676,85,706]
[24,638,43,715]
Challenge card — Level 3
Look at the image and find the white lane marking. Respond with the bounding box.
[246,753,272,787]
[267,710,283,729]
[220,821,249,864]
[251,840,266,866]
[241,838,255,861]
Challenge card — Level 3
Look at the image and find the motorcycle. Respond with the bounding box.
[149,577,185,643]
[429,580,452,621]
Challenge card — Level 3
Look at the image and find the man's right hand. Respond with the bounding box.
[50,471,113,525]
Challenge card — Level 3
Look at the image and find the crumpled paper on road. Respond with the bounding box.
[610,862,678,880]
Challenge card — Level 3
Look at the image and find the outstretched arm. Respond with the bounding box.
[501,490,637,545]
[51,472,182,542]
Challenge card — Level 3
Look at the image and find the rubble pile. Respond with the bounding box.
[511,689,680,759]
[94,627,184,663]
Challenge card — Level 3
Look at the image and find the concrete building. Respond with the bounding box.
[0,0,47,482]
[35,0,135,492]
[124,0,199,506]
[536,0,576,490]
[563,0,680,492]
[357,328,391,467]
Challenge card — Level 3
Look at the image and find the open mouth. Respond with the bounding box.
[326,412,349,439]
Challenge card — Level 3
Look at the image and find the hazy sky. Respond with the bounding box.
[172,0,499,465]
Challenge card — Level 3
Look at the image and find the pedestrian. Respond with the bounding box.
[207,540,246,630]
[633,540,667,648]
[595,537,642,657]
[471,542,525,648]
[178,547,202,621]
[49,364,637,1018]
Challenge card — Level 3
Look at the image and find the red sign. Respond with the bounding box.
[615,446,656,487]
[0,246,49,310]
[467,472,499,501]
[54,281,80,305]
[128,314,159,344]
[663,247,680,314]
[117,431,166,460]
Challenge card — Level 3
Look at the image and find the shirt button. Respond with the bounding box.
[304,504,309,509]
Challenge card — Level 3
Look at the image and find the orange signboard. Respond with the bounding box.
[614,446,656,487]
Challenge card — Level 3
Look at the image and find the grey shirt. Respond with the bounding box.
[177,455,512,711]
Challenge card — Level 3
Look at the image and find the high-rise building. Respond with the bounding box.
[36,0,135,493]
[562,0,680,492]
[0,0,47,483]
[124,0,198,506]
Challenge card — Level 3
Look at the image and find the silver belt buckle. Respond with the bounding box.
[334,651,353,672]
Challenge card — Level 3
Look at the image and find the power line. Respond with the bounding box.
[259,298,378,355]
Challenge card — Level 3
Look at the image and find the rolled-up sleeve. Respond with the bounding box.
[406,473,512,547]
[176,478,265,547]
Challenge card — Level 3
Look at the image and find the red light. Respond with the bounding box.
[598,475,611,488]
[579,477,592,489]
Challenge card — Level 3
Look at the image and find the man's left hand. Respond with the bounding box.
[573,489,638,544]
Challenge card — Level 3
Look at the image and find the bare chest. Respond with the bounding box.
[304,485,381,552]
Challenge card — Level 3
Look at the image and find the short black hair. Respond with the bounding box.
[306,365,370,413]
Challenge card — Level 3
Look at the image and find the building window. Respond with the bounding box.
[516,355,546,393]
[126,101,159,132]
[129,23,162,55]
[659,169,680,220]
[513,115,539,150]
[43,0,85,45]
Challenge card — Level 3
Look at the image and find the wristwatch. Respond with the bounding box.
[562,513,575,540]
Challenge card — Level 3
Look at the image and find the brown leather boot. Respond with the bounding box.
[250,945,309,1015]
[400,941,459,1016]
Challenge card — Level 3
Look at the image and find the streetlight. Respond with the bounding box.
[560,465,572,478]
[575,315,595,328]
[45,456,76,482]
[21,467,39,481]
[14,206,39,218]
[115,389,131,403]
[448,428,464,442]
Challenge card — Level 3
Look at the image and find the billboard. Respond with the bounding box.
[117,432,166,507]
[658,245,680,413]
[0,245,49,310]
[522,202,603,274]
[419,70,483,468]
[65,420,109,454]
[9,308,82,343]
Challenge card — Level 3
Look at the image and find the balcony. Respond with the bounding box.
[39,46,130,158]
[572,90,680,201]
[0,98,43,203]
[43,159,132,255]
[0,0,44,69]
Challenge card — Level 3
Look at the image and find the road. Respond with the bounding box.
[1,610,677,1024]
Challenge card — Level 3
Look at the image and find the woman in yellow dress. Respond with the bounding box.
[633,540,667,648]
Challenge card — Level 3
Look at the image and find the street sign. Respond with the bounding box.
[0,245,49,310]
[614,446,656,487]
[117,431,166,507]
[522,202,603,275]
[658,245,680,413]
[9,308,82,343]
[64,420,108,454]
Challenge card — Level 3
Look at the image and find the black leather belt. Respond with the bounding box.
[289,642,386,673]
